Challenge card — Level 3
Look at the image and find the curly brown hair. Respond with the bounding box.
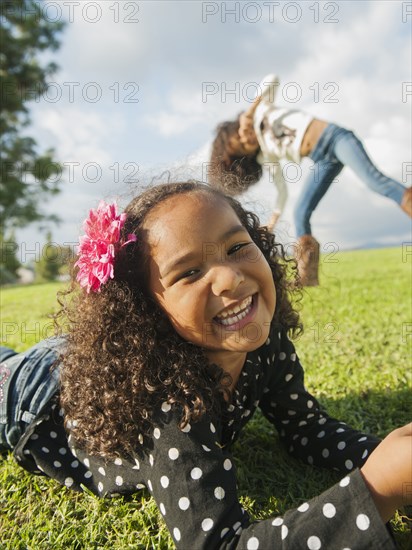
[57,182,301,459]
[208,118,263,194]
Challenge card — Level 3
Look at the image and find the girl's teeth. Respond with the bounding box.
[219,308,250,326]
[215,296,253,325]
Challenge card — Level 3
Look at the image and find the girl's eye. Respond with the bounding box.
[176,269,199,281]
[228,242,251,255]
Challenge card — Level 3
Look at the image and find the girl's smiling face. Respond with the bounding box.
[144,192,276,364]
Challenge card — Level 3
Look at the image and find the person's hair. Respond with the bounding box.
[209,118,262,194]
[56,181,301,459]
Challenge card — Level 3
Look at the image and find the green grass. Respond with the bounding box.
[1,247,411,548]
[0,282,65,351]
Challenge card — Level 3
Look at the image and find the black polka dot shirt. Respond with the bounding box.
[14,327,396,549]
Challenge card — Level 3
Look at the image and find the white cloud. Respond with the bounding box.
[13,0,412,258]
[33,107,114,163]
[144,90,207,136]
[58,2,149,82]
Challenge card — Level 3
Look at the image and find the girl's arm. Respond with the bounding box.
[259,329,412,525]
[136,407,396,549]
[259,329,382,472]
[18,390,398,548]
[263,162,288,231]
[114,406,394,549]
[360,423,412,523]
[15,389,400,549]
[238,96,262,149]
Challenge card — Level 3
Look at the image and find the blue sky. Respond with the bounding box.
[16,0,412,261]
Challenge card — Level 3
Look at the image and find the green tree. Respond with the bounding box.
[0,231,21,284]
[35,230,73,282]
[0,0,65,232]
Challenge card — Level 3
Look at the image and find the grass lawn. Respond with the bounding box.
[1,247,411,549]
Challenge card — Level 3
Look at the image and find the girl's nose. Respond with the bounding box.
[209,264,245,296]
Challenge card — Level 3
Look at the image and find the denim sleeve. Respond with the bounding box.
[0,337,64,451]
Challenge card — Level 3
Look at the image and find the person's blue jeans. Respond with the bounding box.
[0,336,65,451]
[294,123,406,237]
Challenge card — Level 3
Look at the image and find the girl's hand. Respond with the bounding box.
[238,94,262,149]
[244,92,264,118]
[360,423,412,523]
[238,112,258,148]
[266,211,280,232]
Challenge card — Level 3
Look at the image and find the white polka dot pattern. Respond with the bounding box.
[214,486,225,500]
[178,497,190,510]
[168,448,179,460]
[345,460,353,470]
[247,536,259,549]
[356,514,370,531]
[340,476,350,487]
[307,535,321,549]
[322,503,336,518]
[223,459,232,471]
[220,527,229,538]
[64,477,73,488]
[201,518,214,532]
[17,325,385,550]
[161,402,171,413]
[190,468,202,480]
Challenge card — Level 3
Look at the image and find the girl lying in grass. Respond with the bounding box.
[1,181,410,549]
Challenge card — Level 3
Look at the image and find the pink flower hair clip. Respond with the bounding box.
[75,201,137,293]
